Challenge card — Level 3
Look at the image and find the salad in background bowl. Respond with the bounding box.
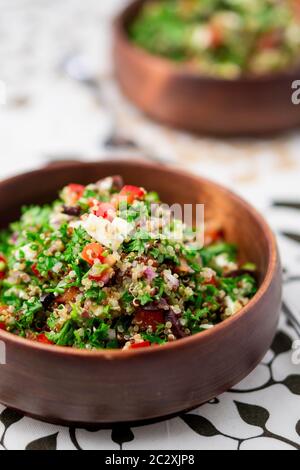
[114,0,300,135]
[130,0,300,79]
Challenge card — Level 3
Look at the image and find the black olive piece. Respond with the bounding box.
[111,175,124,191]
[40,293,55,310]
[62,206,81,217]
[166,310,187,339]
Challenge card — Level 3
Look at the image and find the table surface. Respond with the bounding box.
[0,0,300,451]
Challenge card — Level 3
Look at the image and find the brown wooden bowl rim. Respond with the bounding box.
[115,0,300,84]
[0,159,279,359]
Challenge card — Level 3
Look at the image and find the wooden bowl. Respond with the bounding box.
[113,0,300,136]
[0,160,281,426]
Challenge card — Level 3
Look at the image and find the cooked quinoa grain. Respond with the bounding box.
[0,177,257,350]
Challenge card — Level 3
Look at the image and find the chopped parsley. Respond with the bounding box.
[0,176,257,350]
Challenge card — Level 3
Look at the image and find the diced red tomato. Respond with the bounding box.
[203,276,218,287]
[120,185,146,202]
[95,202,116,221]
[89,200,116,221]
[89,274,101,282]
[68,184,85,198]
[210,24,223,48]
[117,185,146,205]
[257,30,282,51]
[0,255,7,280]
[81,243,106,266]
[36,333,54,345]
[0,306,7,331]
[130,341,151,350]
[31,263,41,278]
[56,287,79,304]
[134,309,165,332]
[65,184,85,205]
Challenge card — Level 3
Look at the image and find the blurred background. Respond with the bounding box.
[1,0,300,258]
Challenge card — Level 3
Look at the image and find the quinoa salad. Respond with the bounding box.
[130,0,300,79]
[0,176,257,350]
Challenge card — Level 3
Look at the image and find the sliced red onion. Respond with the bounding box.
[166,310,187,339]
[101,269,115,286]
[11,233,18,244]
[163,270,179,291]
[81,310,91,319]
[143,298,169,311]
[158,298,170,310]
[112,175,124,191]
[144,266,157,282]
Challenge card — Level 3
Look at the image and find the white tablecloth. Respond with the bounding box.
[0,0,300,450]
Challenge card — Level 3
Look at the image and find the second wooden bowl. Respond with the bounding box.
[0,160,281,425]
[114,0,300,136]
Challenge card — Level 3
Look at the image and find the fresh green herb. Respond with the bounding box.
[0,177,257,350]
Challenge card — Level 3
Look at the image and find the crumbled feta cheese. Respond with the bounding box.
[111,217,133,240]
[69,219,83,229]
[201,324,214,330]
[214,254,237,272]
[191,25,214,49]
[224,296,243,317]
[163,269,179,290]
[81,214,111,247]
[172,305,182,315]
[214,254,228,268]
[95,177,113,192]
[52,262,63,274]
[49,211,71,230]
[202,267,217,282]
[16,244,37,261]
[80,214,134,250]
